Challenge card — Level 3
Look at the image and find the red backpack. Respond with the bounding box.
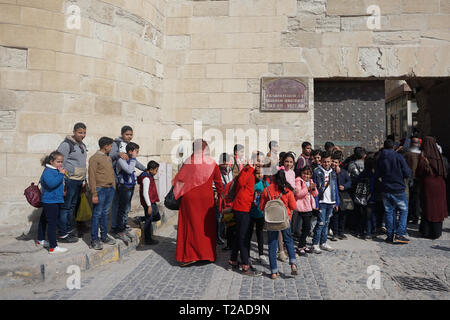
[24,182,42,208]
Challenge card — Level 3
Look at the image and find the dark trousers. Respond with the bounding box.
[291,210,303,238]
[38,203,61,249]
[142,203,158,241]
[226,225,237,248]
[330,209,347,236]
[116,184,134,232]
[216,208,225,242]
[247,216,264,256]
[408,180,421,222]
[58,178,82,236]
[356,204,375,236]
[297,211,312,248]
[230,211,250,266]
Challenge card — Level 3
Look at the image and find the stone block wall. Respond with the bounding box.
[0,0,165,229]
[1,0,450,228]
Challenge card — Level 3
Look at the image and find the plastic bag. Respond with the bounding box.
[76,192,92,222]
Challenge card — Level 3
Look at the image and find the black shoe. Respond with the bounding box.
[222,246,232,251]
[358,234,366,240]
[144,239,159,245]
[217,238,225,245]
[58,234,79,243]
[385,236,394,243]
[394,235,410,244]
[91,239,103,250]
[330,235,338,242]
[338,234,347,240]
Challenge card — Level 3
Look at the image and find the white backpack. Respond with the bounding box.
[264,188,290,231]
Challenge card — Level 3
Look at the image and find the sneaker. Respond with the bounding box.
[35,240,49,248]
[101,235,116,245]
[124,230,135,242]
[144,239,159,245]
[49,246,68,253]
[312,245,322,254]
[114,232,129,245]
[338,234,347,240]
[320,243,334,252]
[359,234,367,240]
[277,251,288,262]
[385,236,394,243]
[328,229,333,236]
[381,226,387,233]
[91,239,103,250]
[394,235,410,244]
[58,234,79,243]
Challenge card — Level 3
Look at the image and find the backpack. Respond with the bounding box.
[263,187,290,231]
[24,182,42,208]
[353,177,370,206]
[63,138,85,155]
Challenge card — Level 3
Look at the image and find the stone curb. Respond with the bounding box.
[0,206,178,289]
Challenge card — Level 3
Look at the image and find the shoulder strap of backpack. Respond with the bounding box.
[64,138,75,154]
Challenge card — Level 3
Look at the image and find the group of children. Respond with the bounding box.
[218,140,393,278]
[36,123,161,253]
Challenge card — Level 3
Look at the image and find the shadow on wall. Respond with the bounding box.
[15,208,42,241]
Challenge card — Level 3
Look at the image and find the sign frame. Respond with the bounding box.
[260,77,309,112]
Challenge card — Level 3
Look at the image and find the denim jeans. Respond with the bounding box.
[58,178,83,236]
[91,187,115,241]
[312,203,334,245]
[216,207,225,242]
[142,203,158,241]
[116,184,135,232]
[267,226,296,274]
[110,190,119,232]
[382,192,408,238]
[38,203,61,249]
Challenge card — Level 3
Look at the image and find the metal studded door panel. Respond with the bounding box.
[314,81,385,156]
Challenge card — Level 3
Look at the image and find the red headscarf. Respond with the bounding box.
[172,140,217,199]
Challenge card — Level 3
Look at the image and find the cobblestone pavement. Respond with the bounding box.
[1,218,449,300]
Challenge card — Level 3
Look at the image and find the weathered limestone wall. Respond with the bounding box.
[0,0,165,229]
[1,0,450,229]
[163,0,450,160]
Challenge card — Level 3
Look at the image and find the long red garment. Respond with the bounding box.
[175,164,223,263]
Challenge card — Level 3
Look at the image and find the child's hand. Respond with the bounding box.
[131,150,139,159]
[119,152,129,161]
[147,206,153,215]
[334,205,339,212]
[58,167,65,174]
[339,185,345,191]
[310,182,316,190]
[294,187,299,194]
[92,195,98,204]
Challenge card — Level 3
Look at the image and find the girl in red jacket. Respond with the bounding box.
[260,170,298,279]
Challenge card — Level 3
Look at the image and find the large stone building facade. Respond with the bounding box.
[0,0,449,229]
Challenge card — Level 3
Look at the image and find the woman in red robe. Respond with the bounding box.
[416,136,448,240]
[173,140,223,266]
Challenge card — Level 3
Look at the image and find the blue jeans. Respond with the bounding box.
[312,203,334,245]
[110,190,119,232]
[267,227,296,274]
[382,192,408,238]
[91,187,115,241]
[58,178,83,236]
[115,184,134,232]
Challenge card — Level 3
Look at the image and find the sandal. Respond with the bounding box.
[304,246,311,253]
[297,248,307,256]
[271,272,280,280]
[180,261,197,267]
[291,264,298,276]
[241,265,262,277]
[228,260,239,270]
